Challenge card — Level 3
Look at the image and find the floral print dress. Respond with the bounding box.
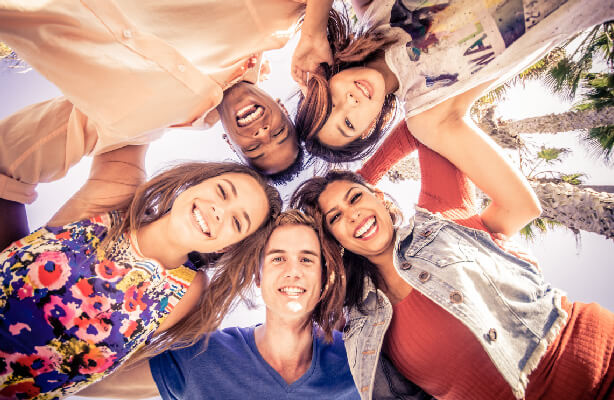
[0,212,197,399]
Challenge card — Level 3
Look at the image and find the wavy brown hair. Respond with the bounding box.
[258,209,346,342]
[290,170,402,312]
[101,162,282,362]
[295,9,398,163]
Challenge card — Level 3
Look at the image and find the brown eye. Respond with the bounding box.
[345,118,354,130]
[350,193,362,204]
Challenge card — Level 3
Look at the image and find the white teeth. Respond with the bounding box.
[236,105,264,126]
[279,287,306,295]
[355,217,376,238]
[192,208,209,235]
[356,81,370,98]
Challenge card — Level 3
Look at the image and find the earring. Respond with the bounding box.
[340,246,345,257]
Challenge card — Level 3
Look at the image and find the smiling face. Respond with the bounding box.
[316,67,386,149]
[218,82,299,174]
[259,224,323,321]
[168,172,269,254]
[318,180,394,258]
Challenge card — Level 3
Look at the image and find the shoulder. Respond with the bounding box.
[315,329,350,361]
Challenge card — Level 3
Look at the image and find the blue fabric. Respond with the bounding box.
[343,208,568,400]
[150,325,360,399]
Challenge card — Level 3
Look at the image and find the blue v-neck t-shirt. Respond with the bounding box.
[149,325,360,399]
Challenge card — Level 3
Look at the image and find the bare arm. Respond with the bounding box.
[76,359,159,399]
[406,82,541,237]
[291,0,334,86]
[48,145,148,227]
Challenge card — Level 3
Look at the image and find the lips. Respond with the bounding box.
[235,103,264,127]
[355,80,372,99]
[192,204,211,237]
[278,286,306,298]
[354,216,377,240]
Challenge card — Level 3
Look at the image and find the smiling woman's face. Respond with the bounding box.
[315,67,386,149]
[317,180,394,258]
[218,82,299,174]
[168,172,269,254]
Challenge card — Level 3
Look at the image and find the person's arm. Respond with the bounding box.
[291,0,334,87]
[357,120,419,184]
[405,82,542,237]
[76,359,159,399]
[48,145,148,227]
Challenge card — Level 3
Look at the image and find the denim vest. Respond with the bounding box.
[343,208,568,400]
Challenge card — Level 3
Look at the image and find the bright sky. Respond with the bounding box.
[1,30,614,400]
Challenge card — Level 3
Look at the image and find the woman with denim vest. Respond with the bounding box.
[291,97,614,398]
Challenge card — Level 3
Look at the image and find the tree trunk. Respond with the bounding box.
[476,106,614,149]
[385,157,614,239]
[531,181,614,239]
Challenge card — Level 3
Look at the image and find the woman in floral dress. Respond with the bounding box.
[0,145,282,399]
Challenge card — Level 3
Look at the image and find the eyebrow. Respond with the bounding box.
[243,211,251,233]
[324,186,356,218]
[266,249,320,257]
[222,178,237,197]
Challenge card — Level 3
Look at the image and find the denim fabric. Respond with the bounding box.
[343,208,568,400]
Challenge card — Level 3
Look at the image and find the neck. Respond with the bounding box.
[136,215,187,269]
[254,315,314,384]
[366,53,399,95]
[366,232,412,304]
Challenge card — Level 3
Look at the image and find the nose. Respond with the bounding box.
[210,203,224,224]
[349,208,361,223]
[283,259,303,279]
[253,125,269,138]
[346,92,358,106]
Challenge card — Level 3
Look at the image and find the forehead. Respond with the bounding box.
[265,224,320,255]
[318,180,360,206]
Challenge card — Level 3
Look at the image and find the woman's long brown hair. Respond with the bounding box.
[295,9,398,163]
[101,161,282,362]
[259,210,346,342]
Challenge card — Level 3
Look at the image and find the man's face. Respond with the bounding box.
[218,82,299,175]
[258,224,323,322]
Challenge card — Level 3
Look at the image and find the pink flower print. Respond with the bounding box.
[123,283,150,314]
[0,381,40,399]
[71,280,115,318]
[17,283,33,300]
[119,319,138,339]
[73,314,112,342]
[15,346,62,376]
[26,251,70,291]
[8,322,31,336]
[95,259,128,282]
[78,345,116,375]
[44,296,78,329]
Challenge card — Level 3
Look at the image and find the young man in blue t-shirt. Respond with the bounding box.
[79,210,360,399]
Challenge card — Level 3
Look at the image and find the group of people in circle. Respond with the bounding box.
[1,0,614,399]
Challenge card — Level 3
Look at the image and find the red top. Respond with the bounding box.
[357,121,614,399]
